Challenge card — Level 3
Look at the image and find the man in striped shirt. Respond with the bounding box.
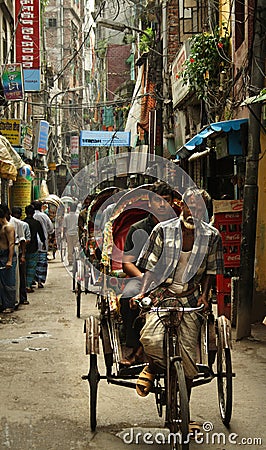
[132,187,224,398]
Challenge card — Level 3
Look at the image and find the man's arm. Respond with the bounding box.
[122,255,143,278]
[6,225,15,267]
[197,274,213,309]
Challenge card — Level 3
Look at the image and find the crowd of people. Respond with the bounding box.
[0,201,54,314]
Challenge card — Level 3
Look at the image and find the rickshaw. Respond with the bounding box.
[73,187,123,317]
[82,185,234,449]
[42,194,63,259]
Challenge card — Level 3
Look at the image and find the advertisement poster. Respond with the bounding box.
[2,64,24,101]
[15,0,41,91]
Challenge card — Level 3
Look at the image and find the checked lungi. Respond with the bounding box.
[35,251,48,284]
[26,252,38,288]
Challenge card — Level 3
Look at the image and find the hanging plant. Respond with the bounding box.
[180,27,231,101]
[139,27,155,54]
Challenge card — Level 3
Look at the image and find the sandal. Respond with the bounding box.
[136,366,155,397]
[3,308,14,314]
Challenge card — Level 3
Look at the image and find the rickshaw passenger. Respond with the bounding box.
[120,182,175,365]
[131,188,224,398]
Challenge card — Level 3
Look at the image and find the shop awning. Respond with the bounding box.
[176,118,248,159]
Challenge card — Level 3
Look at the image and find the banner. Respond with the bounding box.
[2,63,24,100]
[15,0,41,91]
[70,136,79,170]
[80,130,131,147]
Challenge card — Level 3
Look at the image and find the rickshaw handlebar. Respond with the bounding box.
[136,296,205,314]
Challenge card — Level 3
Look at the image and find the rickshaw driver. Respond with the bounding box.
[120,182,175,366]
[131,187,224,399]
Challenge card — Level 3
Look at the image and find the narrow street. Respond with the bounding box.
[0,256,265,450]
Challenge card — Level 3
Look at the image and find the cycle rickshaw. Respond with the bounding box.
[73,187,123,317]
[81,186,234,449]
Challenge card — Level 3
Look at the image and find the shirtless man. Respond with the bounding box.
[0,204,16,313]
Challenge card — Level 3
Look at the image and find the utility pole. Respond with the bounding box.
[236,0,266,339]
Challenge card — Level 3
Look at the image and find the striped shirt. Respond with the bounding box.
[137,217,224,292]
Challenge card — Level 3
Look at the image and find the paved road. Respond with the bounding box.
[0,256,265,449]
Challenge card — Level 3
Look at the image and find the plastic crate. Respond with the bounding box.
[216,274,231,293]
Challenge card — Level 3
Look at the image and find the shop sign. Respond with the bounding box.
[0,119,21,146]
[2,63,24,100]
[15,0,41,91]
[171,41,191,108]
[80,130,131,147]
[12,176,32,217]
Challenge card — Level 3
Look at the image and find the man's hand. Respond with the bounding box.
[129,293,144,310]
[6,261,12,269]
[197,294,209,311]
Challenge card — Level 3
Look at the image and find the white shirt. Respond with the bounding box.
[34,210,54,251]
[63,212,79,236]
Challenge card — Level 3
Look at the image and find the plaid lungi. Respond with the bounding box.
[35,251,48,284]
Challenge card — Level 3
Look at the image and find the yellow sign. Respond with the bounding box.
[11,175,32,217]
[0,119,21,146]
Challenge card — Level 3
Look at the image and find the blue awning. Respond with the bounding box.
[176,118,248,159]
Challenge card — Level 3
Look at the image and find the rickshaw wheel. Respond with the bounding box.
[88,354,100,432]
[217,333,232,426]
[168,361,189,450]
[76,281,81,318]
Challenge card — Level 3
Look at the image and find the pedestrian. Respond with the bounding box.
[63,202,79,266]
[78,194,93,244]
[11,207,31,305]
[131,187,224,403]
[120,182,175,365]
[24,204,46,293]
[31,200,54,288]
[0,204,16,313]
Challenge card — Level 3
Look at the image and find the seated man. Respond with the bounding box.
[120,181,175,365]
[131,187,224,398]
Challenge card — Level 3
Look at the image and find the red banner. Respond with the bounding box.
[15,0,40,70]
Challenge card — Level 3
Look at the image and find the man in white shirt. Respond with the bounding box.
[63,202,79,265]
[32,201,54,288]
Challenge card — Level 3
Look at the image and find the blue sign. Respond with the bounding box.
[37,120,50,155]
[80,130,131,147]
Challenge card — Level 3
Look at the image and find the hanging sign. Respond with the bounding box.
[15,0,41,91]
[2,63,24,100]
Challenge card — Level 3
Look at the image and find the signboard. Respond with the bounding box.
[0,119,21,146]
[12,176,32,217]
[70,136,79,170]
[171,41,191,108]
[36,120,50,155]
[2,63,24,100]
[213,200,243,213]
[15,0,41,91]
[80,130,131,147]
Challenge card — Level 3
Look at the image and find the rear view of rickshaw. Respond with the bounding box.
[73,187,122,317]
[82,186,235,449]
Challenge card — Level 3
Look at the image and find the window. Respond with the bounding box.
[48,18,57,28]
[235,0,245,51]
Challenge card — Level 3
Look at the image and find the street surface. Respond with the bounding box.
[0,256,265,449]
